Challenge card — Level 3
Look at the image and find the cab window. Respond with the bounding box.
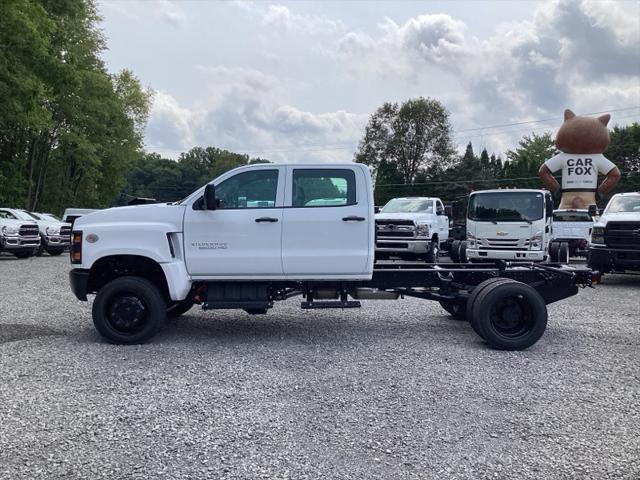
[292,169,356,207]
[0,210,17,220]
[211,170,279,209]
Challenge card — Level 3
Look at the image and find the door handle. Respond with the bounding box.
[255,217,279,223]
[342,216,366,222]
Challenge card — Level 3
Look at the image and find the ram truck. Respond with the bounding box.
[0,208,71,256]
[588,192,640,274]
[0,211,40,258]
[68,163,595,350]
[375,197,449,262]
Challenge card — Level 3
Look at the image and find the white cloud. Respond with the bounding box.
[157,0,187,28]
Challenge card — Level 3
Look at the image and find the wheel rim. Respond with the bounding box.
[106,294,149,334]
[489,294,533,338]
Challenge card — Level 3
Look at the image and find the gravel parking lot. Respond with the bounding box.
[1,254,639,480]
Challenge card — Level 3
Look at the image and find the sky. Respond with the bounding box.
[98,0,640,162]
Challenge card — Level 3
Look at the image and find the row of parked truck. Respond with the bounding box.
[374,189,640,274]
[0,208,97,258]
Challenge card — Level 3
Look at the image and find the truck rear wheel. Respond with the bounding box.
[549,241,559,262]
[450,240,460,262]
[92,276,167,344]
[558,242,570,264]
[471,280,547,350]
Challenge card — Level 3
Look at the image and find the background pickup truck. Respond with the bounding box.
[68,163,594,350]
[0,210,40,258]
[551,209,594,257]
[374,197,449,263]
[588,192,640,274]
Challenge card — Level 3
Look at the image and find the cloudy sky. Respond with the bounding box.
[99,0,640,162]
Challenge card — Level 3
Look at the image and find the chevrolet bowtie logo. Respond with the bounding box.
[496,231,508,236]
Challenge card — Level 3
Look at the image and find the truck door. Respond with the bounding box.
[183,167,285,277]
[282,167,370,276]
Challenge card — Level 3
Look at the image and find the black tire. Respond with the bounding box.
[46,248,64,256]
[450,240,460,262]
[458,241,468,263]
[558,242,569,264]
[425,241,439,264]
[14,252,32,259]
[35,240,44,257]
[472,281,548,351]
[549,241,559,263]
[92,276,166,344]
[466,278,516,337]
[167,299,194,317]
[244,308,268,315]
[439,300,466,320]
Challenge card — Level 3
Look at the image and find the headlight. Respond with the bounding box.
[466,232,476,248]
[1,225,19,236]
[591,227,605,245]
[530,231,543,250]
[416,223,429,237]
[46,226,60,235]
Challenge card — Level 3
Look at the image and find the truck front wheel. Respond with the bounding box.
[425,242,439,264]
[92,276,167,344]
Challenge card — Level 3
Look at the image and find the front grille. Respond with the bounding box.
[60,225,72,237]
[605,222,640,250]
[19,224,39,237]
[376,219,414,226]
[377,230,414,238]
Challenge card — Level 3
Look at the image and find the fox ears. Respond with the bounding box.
[564,109,610,126]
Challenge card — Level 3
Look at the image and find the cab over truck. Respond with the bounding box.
[69,164,596,351]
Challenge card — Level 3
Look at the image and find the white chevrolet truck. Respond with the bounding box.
[465,189,558,263]
[68,163,595,350]
[374,197,449,262]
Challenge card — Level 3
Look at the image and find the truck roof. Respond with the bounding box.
[470,189,547,194]
[611,191,640,197]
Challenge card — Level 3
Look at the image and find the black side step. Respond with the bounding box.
[203,301,270,310]
[301,300,361,309]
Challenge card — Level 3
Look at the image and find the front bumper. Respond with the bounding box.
[0,235,41,252]
[588,247,640,272]
[69,269,90,301]
[43,234,70,249]
[376,238,430,255]
[467,248,546,262]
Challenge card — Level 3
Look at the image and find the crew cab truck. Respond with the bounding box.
[0,208,71,256]
[0,210,41,258]
[465,189,561,263]
[588,192,640,274]
[68,163,595,351]
[551,209,593,257]
[375,197,449,262]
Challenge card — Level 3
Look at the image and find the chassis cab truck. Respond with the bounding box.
[465,189,559,262]
[69,164,594,350]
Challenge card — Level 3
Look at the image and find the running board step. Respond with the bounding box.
[301,300,361,309]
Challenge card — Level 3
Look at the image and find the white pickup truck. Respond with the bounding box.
[68,163,595,350]
[374,197,449,262]
[0,210,41,258]
[0,208,71,256]
[588,192,640,274]
[551,209,593,257]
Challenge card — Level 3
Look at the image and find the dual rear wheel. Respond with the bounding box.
[440,277,548,350]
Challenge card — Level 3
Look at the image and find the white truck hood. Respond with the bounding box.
[597,212,640,226]
[375,212,433,223]
[75,203,186,231]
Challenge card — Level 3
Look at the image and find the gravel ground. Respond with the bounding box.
[0,253,639,480]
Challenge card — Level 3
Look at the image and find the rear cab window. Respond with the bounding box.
[292,169,356,207]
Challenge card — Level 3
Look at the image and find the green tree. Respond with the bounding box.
[355,97,455,184]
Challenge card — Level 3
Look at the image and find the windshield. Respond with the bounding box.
[468,192,543,222]
[381,198,433,214]
[40,213,61,221]
[23,211,41,220]
[553,211,592,222]
[605,196,640,213]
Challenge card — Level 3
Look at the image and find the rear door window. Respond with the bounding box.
[292,169,356,207]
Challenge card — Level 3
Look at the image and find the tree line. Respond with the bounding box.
[2,3,637,215]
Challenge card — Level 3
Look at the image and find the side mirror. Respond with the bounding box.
[588,204,597,217]
[374,206,381,214]
[203,183,216,210]
[436,209,444,216]
[546,201,554,218]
